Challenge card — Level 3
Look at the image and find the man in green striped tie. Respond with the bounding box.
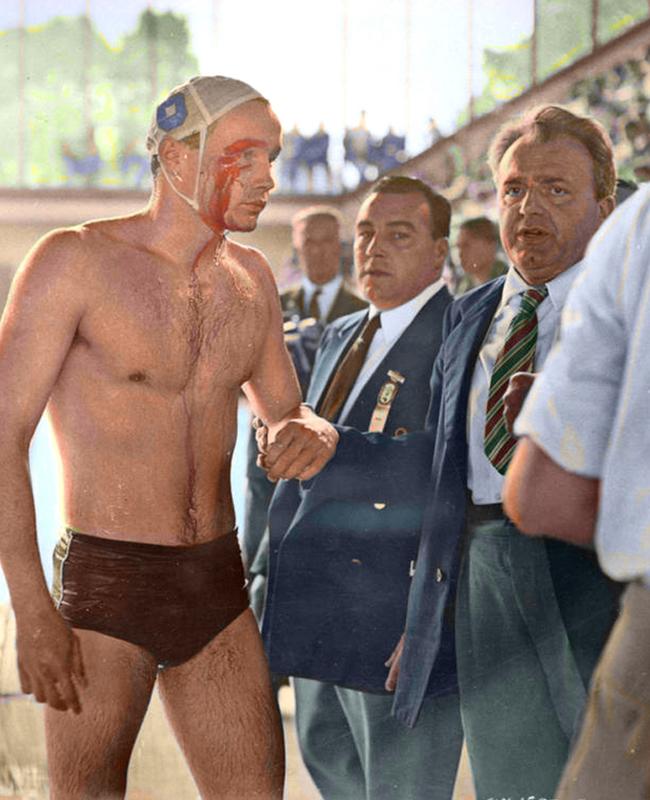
[381,105,621,800]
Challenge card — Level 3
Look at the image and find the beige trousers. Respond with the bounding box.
[558,581,650,800]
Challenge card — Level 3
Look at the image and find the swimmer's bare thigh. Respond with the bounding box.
[157,608,285,800]
[45,628,158,800]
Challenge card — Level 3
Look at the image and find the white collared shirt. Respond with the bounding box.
[467,261,585,504]
[301,275,343,321]
[516,186,650,585]
[338,278,446,424]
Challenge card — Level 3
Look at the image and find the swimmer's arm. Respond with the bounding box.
[0,230,87,710]
[241,253,337,481]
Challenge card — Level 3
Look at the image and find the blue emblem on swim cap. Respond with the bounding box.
[157,92,188,132]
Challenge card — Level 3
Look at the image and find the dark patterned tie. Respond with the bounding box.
[308,288,322,320]
[318,314,382,422]
[484,286,548,474]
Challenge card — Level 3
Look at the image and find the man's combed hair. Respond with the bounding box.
[488,104,616,200]
[369,175,451,239]
[459,216,499,243]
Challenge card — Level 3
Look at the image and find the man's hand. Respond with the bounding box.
[253,416,269,466]
[503,372,536,434]
[261,405,339,482]
[15,607,87,714]
[384,634,404,692]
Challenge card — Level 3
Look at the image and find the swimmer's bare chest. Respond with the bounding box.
[75,243,265,399]
[49,240,269,542]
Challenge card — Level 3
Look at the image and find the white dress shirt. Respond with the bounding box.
[301,275,343,321]
[516,185,650,585]
[338,278,446,424]
[467,261,585,504]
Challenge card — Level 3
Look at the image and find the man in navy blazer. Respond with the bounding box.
[263,106,621,800]
[262,176,463,799]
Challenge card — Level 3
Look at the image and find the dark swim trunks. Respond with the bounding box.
[52,528,249,668]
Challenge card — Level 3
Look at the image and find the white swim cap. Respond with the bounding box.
[146,75,267,209]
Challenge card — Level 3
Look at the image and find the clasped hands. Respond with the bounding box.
[255,404,338,482]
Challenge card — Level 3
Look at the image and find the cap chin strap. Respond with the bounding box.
[158,127,207,212]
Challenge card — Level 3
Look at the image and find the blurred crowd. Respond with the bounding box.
[57,48,649,197]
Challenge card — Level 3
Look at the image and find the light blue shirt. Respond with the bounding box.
[301,275,343,320]
[516,185,650,585]
[467,261,584,504]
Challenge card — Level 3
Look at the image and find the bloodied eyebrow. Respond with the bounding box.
[223,139,280,162]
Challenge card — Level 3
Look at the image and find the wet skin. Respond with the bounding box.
[0,99,338,711]
[0,98,331,797]
[47,224,282,544]
[45,101,292,544]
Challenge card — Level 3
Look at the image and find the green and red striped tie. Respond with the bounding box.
[484,286,548,474]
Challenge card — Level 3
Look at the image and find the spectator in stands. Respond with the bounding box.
[344,111,371,186]
[120,139,150,189]
[61,127,102,186]
[302,124,332,193]
[278,123,304,192]
[455,216,507,294]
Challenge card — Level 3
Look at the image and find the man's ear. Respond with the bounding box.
[434,237,449,267]
[598,194,616,221]
[158,136,194,178]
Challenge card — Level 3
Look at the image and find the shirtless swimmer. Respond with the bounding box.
[0,76,338,799]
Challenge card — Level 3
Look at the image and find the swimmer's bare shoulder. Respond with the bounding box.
[218,239,303,421]
[0,226,96,396]
[223,237,286,356]
[224,238,282,306]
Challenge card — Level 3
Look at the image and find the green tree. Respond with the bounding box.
[0,9,198,187]
[471,0,648,119]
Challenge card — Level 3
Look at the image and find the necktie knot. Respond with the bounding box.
[354,313,381,347]
[519,286,548,317]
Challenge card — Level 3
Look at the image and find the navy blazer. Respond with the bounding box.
[263,288,453,693]
[285,276,619,727]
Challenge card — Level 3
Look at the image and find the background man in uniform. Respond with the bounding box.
[242,205,365,570]
[263,176,462,800]
[262,104,620,800]
[504,183,650,800]
[0,75,337,800]
[455,215,507,294]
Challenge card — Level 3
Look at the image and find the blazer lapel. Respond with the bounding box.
[442,281,504,439]
[345,288,451,428]
[306,312,367,411]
